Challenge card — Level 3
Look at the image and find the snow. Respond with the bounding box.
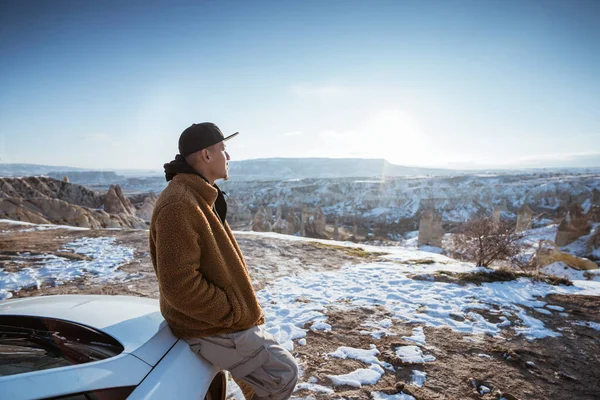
[310,321,332,332]
[402,327,426,346]
[259,248,599,347]
[410,370,427,387]
[329,346,381,365]
[327,364,384,387]
[361,318,395,339]
[0,237,135,300]
[541,262,600,282]
[394,345,436,363]
[295,382,334,394]
[371,392,416,400]
[328,345,395,371]
[572,320,600,331]
[2,220,599,397]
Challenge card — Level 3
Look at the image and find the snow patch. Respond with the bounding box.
[410,370,427,387]
[394,346,436,363]
[402,327,426,346]
[371,391,416,400]
[0,237,135,300]
[327,364,384,387]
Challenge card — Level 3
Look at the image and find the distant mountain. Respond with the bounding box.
[0,164,161,179]
[2,160,599,185]
[227,158,460,180]
[0,159,460,182]
[0,163,84,177]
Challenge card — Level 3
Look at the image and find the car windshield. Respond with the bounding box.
[0,315,124,377]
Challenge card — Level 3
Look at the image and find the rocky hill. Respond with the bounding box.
[0,177,148,229]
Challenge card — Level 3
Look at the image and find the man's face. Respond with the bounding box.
[207,141,230,181]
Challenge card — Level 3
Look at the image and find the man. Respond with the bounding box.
[150,123,298,400]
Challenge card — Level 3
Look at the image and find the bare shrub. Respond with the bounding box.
[451,216,525,268]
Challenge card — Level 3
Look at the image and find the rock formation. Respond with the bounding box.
[333,216,340,241]
[135,193,157,222]
[252,206,272,232]
[492,208,501,223]
[288,208,301,234]
[555,204,591,246]
[592,188,600,204]
[586,227,600,260]
[0,176,103,208]
[104,185,136,215]
[515,204,533,232]
[418,209,443,247]
[536,240,597,271]
[313,206,327,237]
[586,205,600,223]
[0,177,147,229]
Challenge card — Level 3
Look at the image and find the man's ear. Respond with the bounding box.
[202,148,211,162]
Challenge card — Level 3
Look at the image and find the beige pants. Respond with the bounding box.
[186,325,299,400]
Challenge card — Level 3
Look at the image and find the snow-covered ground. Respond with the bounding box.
[0,236,137,300]
[227,231,600,398]
[1,221,598,398]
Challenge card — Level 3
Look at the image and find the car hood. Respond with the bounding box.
[0,295,177,365]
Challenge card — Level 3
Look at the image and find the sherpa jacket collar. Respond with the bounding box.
[172,173,218,207]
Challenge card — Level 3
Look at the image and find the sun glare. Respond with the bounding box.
[365,110,428,165]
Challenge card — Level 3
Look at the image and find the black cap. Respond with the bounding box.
[178,122,239,157]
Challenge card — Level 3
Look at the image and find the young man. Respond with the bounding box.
[150,123,298,400]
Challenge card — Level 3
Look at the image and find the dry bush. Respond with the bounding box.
[451,216,525,268]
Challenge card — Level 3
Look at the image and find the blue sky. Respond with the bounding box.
[1,0,599,170]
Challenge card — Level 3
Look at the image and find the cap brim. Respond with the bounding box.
[223,132,239,141]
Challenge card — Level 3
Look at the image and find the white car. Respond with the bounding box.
[0,295,226,400]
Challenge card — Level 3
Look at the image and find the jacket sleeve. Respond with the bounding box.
[153,201,237,327]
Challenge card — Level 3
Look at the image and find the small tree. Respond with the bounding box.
[451,216,525,267]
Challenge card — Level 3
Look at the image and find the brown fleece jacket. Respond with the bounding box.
[149,173,265,339]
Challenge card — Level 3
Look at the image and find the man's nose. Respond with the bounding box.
[225,151,230,161]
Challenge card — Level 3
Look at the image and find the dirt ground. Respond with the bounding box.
[1,222,599,400]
